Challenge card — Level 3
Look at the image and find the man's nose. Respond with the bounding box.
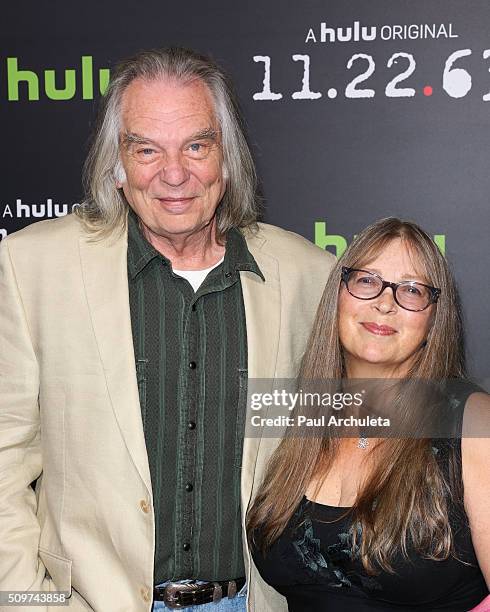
[159,153,190,186]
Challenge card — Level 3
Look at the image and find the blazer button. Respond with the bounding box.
[139,499,150,514]
[140,586,151,602]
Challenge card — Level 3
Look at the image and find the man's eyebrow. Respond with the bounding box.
[188,127,219,142]
[121,132,158,147]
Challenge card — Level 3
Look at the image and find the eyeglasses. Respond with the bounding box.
[341,267,440,312]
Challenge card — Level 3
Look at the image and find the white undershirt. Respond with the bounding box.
[173,257,225,292]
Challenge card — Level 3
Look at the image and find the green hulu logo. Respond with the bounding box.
[6,56,110,101]
[314,221,446,257]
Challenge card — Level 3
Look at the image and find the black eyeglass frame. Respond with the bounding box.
[341,266,441,312]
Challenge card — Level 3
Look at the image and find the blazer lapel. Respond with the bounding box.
[240,236,281,508]
[240,250,280,380]
[78,230,152,493]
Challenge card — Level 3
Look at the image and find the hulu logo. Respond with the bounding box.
[6,56,110,101]
[314,222,446,257]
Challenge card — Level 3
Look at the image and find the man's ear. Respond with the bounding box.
[222,163,229,181]
[114,160,127,188]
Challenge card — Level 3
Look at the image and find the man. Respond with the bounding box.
[0,48,334,611]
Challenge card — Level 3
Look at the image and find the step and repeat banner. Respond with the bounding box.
[1,1,489,380]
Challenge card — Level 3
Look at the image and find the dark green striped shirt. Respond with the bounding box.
[127,211,263,583]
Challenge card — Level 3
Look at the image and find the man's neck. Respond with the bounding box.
[141,218,226,271]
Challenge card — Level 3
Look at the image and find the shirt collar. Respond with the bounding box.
[222,225,264,281]
[127,209,162,279]
[127,209,264,281]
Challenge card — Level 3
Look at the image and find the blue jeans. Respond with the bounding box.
[152,580,247,611]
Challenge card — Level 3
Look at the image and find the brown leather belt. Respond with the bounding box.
[153,578,246,608]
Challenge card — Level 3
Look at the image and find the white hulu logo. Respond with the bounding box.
[16,198,70,218]
[320,21,377,43]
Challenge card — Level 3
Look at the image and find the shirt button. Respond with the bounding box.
[225,272,232,278]
[183,542,191,552]
[189,361,197,369]
[185,483,193,492]
[139,499,150,514]
[140,586,151,602]
[187,421,196,430]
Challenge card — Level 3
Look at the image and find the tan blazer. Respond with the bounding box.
[0,214,334,612]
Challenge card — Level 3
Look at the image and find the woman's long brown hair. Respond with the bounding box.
[246,217,466,574]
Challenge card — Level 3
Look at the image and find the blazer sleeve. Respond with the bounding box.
[0,239,45,592]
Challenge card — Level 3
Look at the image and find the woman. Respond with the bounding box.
[247,218,489,611]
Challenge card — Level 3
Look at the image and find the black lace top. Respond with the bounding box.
[252,386,488,611]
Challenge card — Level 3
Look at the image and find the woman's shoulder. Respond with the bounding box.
[461,387,490,474]
[455,381,490,453]
[462,387,490,432]
[460,388,490,587]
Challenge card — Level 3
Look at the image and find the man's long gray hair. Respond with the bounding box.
[77,47,259,237]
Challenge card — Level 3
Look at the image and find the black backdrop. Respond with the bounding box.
[1,1,489,382]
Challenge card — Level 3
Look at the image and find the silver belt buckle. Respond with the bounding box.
[163,582,198,609]
[162,581,223,609]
